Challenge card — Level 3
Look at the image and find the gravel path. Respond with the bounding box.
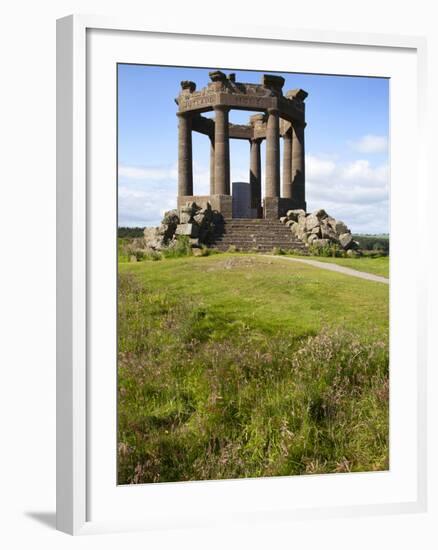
[266,255,389,284]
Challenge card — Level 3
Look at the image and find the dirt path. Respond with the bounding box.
[265,255,389,284]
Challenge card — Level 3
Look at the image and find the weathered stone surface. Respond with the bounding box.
[314,208,329,220]
[305,214,320,231]
[326,216,336,229]
[143,227,166,250]
[307,233,318,244]
[339,232,353,249]
[286,209,306,222]
[297,226,308,242]
[156,223,169,236]
[334,221,349,235]
[299,231,308,243]
[285,219,295,227]
[162,209,179,225]
[279,216,287,224]
[180,212,192,224]
[175,223,199,237]
[321,224,338,241]
[297,215,307,229]
[193,212,205,225]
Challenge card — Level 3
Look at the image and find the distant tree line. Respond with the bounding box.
[353,234,389,253]
[118,227,145,238]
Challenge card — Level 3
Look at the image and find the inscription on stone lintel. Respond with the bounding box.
[179,94,217,111]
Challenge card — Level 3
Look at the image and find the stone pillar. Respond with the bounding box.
[282,129,293,198]
[214,105,230,195]
[265,108,280,198]
[209,136,215,194]
[177,112,193,196]
[291,122,306,205]
[249,139,262,214]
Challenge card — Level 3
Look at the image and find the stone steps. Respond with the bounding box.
[211,218,307,252]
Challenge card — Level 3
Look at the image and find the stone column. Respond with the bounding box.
[214,105,230,195]
[265,108,280,197]
[291,122,306,205]
[249,139,262,213]
[177,112,193,197]
[209,136,215,194]
[282,129,293,198]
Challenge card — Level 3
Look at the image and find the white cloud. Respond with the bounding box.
[307,156,336,180]
[349,134,388,154]
[340,159,388,184]
[306,155,389,233]
[118,155,389,234]
[118,164,178,181]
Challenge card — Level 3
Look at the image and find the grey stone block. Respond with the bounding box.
[175,223,199,237]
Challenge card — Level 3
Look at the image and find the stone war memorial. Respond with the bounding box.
[142,70,358,253]
[176,70,307,220]
[118,66,389,487]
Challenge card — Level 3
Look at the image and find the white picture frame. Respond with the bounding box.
[56,14,428,535]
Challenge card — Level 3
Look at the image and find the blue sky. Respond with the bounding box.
[118,64,389,233]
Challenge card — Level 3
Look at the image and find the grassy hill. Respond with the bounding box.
[118,253,389,484]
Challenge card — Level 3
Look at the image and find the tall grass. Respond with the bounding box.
[118,269,389,483]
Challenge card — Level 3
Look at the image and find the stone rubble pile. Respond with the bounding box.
[279,208,360,253]
[141,202,222,251]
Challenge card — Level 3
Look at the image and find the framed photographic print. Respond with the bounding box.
[56,15,427,535]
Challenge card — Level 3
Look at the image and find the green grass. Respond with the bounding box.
[304,255,389,278]
[118,253,389,483]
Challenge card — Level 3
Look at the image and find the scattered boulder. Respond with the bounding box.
[286,209,306,222]
[314,208,329,220]
[332,220,349,235]
[339,232,353,250]
[175,223,199,238]
[320,224,338,241]
[305,214,320,231]
[143,226,166,250]
[279,208,358,251]
[138,202,224,252]
[179,211,192,224]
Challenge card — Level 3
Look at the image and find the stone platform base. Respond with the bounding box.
[178,195,233,219]
[263,197,307,219]
[178,195,306,220]
[211,218,308,252]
